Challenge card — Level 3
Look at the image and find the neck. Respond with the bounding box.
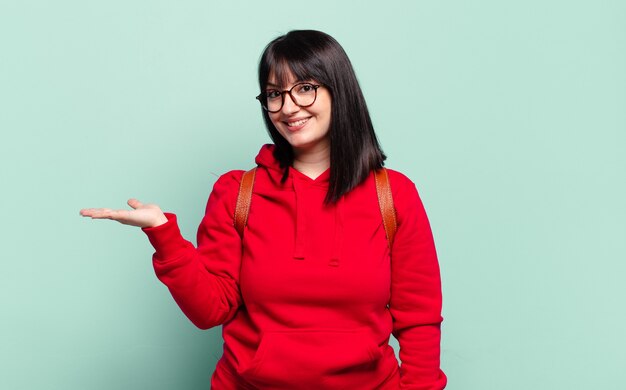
[292,144,330,180]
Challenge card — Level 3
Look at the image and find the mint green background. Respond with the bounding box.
[1,1,624,389]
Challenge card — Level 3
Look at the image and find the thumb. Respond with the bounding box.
[127,198,144,209]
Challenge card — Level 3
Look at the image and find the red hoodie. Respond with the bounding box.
[142,144,446,389]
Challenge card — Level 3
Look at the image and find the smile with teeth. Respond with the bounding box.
[285,117,310,127]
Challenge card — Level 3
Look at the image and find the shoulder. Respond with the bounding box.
[384,168,420,200]
[214,169,247,186]
[362,167,419,200]
[211,169,247,197]
[204,169,249,214]
[382,168,428,223]
[384,168,416,190]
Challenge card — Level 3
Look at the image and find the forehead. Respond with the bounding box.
[266,59,314,88]
[267,70,296,87]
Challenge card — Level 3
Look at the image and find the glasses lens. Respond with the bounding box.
[291,83,317,107]
[265,90,282,112]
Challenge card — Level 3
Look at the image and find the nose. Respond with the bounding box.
[281,92,300,115]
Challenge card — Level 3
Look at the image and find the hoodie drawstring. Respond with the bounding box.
[328,197,344,267]
[292,177,306,260]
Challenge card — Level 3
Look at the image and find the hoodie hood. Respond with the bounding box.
[253,144,341,264]
[254,144,286,184]
[254,143,330,187]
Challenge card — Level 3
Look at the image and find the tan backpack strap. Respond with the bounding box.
[234,167,257,238]
[374,168,397,248]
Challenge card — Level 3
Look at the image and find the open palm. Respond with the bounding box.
[79,199,167,228]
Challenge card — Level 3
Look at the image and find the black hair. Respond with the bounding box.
[258,30,386,204]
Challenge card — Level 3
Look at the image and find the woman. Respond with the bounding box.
[80,30,446,389]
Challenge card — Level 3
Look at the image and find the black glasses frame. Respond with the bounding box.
[256,83,321,113]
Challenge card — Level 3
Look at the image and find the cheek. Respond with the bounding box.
[268,114,282,129]
[321,99,332,123]
[322,105,332,128]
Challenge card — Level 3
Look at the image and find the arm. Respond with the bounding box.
[142,171,244,329]
[388,171,447,389]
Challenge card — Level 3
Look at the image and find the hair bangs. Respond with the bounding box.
[260,38,328,90]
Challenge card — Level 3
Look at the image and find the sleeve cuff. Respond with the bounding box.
[141,213,190,260]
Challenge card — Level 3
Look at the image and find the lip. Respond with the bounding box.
[283,116,311,132]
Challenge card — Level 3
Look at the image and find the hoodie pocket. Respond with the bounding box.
[239,329,381,388]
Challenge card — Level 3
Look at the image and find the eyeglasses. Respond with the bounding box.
[256,82,321,113]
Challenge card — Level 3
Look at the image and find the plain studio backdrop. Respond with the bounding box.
[1,1,624,389]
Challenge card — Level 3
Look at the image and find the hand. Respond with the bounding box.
[79,199,168,228]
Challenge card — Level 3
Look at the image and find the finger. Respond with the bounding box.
[89,208,113,219]
[128,198,144,209]
[79,208,102,217]
[79,208,90,216]
[106,209,133,221]
[96,209,133,221]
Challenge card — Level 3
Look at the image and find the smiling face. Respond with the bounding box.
[266,72,332,156]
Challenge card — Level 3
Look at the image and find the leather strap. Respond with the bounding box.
[234,167,256,238]
[374,168,397,248]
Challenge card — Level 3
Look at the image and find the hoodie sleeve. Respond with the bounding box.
[141,170,244,330]
[388,171,447,389]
